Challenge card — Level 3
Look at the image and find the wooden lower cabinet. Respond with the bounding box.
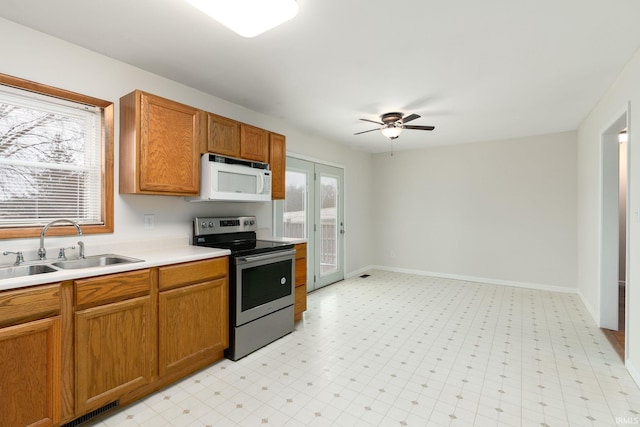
[159,278,228,377]
[75,295,155,414]
[158,258,228,380]
[294,243,307,321]
[0,316,61,427]
[72,269,154,415]
[0,257,230,425]
[0,283,62,427]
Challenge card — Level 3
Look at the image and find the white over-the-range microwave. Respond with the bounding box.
[187,153,272,202]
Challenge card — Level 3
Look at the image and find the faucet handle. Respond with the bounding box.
[57,246,76,260]
[3,251,24,266]
[77,241,85,259]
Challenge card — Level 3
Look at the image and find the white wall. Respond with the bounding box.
[578,46,640,383]
[372,131,578,290]
[0,18,374,277]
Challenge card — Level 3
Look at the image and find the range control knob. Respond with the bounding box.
[209,222,214,228]
[244,220,249,226]
[250,220,255,225]
[201,221,208,228]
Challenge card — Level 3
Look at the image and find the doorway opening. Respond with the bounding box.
[600,109,628,360]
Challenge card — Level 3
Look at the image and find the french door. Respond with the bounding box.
[274,157,344,291]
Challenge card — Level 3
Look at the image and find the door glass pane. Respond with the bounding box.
[284,171,306,239]
[320,175,338,276]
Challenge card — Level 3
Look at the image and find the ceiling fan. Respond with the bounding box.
[354,112,435,140]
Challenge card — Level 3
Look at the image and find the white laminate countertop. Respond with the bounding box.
[0,242,230,292]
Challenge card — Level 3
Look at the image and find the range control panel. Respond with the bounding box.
[194,216,257,235]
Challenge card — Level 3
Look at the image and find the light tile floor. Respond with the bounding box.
[91,270,640,426]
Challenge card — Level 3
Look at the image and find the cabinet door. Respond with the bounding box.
[269,132,286,200]
[75,296,155,413]
[207,113,240,157]
[139,92,200,194]
[0,317,61,427]
[240,124,268,162]
[294,243,307,321]
[159,278,228,377]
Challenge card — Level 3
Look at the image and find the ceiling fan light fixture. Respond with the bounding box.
[381,126,402,139]
[184,0,299,38]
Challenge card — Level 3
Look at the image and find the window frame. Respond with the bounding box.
[0,73,114,239]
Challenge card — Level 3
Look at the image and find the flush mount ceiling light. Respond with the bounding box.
[184,0,299,38]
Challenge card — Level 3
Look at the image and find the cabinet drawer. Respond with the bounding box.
[158,257,228,291]
[0,283,60,327]
[75,269,151,309]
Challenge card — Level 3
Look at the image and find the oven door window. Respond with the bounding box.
[241,259,292,311]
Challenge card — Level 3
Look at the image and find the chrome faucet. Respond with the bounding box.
[77,240,85,259]
[38,219,83,260]
[3,251,24,266]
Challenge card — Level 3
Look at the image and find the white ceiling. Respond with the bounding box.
[2,0,640,152]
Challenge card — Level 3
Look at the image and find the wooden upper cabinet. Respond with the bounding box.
[119,90,201,195]
[205,113,240,157]
[240,124,268,162]
[269,132,286,200]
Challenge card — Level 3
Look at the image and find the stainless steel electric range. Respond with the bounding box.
[193,216,295,360]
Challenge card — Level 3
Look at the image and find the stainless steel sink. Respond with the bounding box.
[51,254,143,270]
[0,264,59,280]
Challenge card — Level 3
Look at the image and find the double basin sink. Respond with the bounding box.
[0,254,144,281]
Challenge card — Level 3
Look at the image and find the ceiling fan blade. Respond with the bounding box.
[403,125,435,131]
[359,118,384,125]
[402,113,420,124]
[354,128,382,135]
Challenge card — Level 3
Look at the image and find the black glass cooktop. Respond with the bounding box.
[208,239,293,256]
[194,231,293,256]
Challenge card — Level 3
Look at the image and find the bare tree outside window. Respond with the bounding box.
[0,84,103,228]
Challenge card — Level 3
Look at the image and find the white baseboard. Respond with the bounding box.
[345,265,376,279]
[626,359,640,389]
[576,289,600,326]
[357,265,578,294]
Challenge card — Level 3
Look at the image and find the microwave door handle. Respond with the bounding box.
[257,173,264,194]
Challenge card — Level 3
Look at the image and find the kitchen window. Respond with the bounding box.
[0,74,113,238]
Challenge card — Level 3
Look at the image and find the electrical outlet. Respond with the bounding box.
[144,214,155,229]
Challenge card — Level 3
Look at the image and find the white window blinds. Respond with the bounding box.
[0,85,103,228]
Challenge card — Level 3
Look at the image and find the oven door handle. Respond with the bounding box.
[236,249,296,264]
